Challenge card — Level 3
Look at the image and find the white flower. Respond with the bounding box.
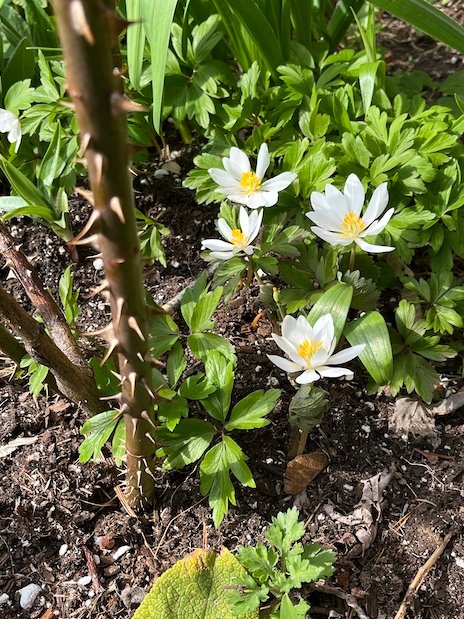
[268,314,364,384]
[201,206,263,260]
[0,108,21,153]
[306,174,394,253]
[208,143,297,209]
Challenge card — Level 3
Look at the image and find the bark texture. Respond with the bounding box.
[53,0,157,508]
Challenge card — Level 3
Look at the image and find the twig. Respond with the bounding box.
[309,583,370,619]
[82,546,103,593]
[161,263,219,314]
[393,527,455,619]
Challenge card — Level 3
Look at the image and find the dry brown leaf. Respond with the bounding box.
[0,435,38,459]
[40,610,54,619]
[49,400,71,413]
[389,393,464,447]
[324,466,395,558]
[284,451,328,495]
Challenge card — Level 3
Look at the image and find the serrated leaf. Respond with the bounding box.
[167,341,186,387]
[179,373,216,400]
[188,332,236,364]
[278,594,309,619]
[133,547,258,619]
[156,419,215,470]
[190,286,223,332]
[79,410,121,464]
[265,508,305,554]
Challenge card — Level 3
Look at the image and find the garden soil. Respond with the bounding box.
[1,7,464,619]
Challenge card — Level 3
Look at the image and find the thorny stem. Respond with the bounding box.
[0,286,98,412]
[53,0,157,508]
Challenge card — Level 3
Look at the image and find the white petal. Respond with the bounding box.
[243,245,255,255]
[217,218,233,242]
[311,227,353,246]
[295,369,320,384]
[326,344,364,365]
[325,184,349,214]
[202,239,234,252]
[362,208,394,236]
[226,193,252,206]
[355,238,394,253]
[272,333,303,365]
[9,122,21,151]
[261,172,297,192]
[312,314,334,348]
[244,191,277,209]
[308,346,330,367]
[229,147,250,173]
[209,168,240,191]
[344,174,365,215]
[295,314,314,343]
[239,206,250,237]
[210,250,236,260]
[317,366,354,378]
[267,354,302,373]
[362,183,389,226]
[306,209,344,232]
[0,109,16,132]
[281,315,299,342]
[223,156,244,180]
[310,191,330,212]
[248,209,263,242]
[256,143,270,179]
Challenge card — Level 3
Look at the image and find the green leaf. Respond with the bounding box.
[288,385,329,433]
[345,311,393,386]
[202,351,235,423]
[370,0,464,54]
[140,0,178,132]
[167,341,186,387]
[265,508,305,554]
[190,286,223,332]
[188,332,236,364]
[307,282,353,340]
[79,410,121,464]
[28,363,49,398]
[236,544,278,584]
[157,396,189,431]
[0,155,53,211]
[58,265,80,325]
[225,389,280,431]
[37,121,65,187]
[126,0,146,90]
[181,271,208,327]
[148,313,180,357]
[278,594,309,619]
[112,419,126,467]
[156,419,216,469]
[132,547,258,619]
[179,373,216,400]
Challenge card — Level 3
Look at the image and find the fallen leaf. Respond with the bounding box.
[40,610,54,619]
[49,400,70,413]
[389,393,464,447]
[324,466,395,558]
[0,436,38,459]
[284,451,328,495]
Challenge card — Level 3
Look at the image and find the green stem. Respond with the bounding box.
[349,245,356,271]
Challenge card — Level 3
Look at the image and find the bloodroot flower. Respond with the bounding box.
[268,314,364,384]
[306,174,394,253]
[201,206,263,260]
[0,108,21,153]
[208,143,297,209]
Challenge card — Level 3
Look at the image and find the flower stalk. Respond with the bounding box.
[53,0,157,508]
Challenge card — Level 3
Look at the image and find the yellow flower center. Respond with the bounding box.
[240,171,261,195]
[341,211,366,238]
[297,338,322,365]
[231,228,247,247]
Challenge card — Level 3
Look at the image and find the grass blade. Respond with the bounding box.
[370,0,464,54]
[327,0,365,50]
[126,0,146,91]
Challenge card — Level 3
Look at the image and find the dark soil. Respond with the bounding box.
[1,9,464,619]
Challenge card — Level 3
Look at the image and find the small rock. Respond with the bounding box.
[77,576,92,587]
[113,545,131,561]
[0,593,9,605]
[17,584,41,610]
[59,544,68,557]
[121,585,146,608]
[154,169,169,178]
[97,535,115,550]
[161,161,181,175]
[92,258,104,271]
[456,557,464,569]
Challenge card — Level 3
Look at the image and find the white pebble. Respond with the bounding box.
[343,484,354,492]
[456,557,464,569]
[77,576,92,587]
[113,545,131,560]
[17,584,41,610]
[0,593,9,605]
[171,260,180,268]
[59,544,68,557]
[255,365,262,372]
[361,425,371,435]
[92,258,104,271]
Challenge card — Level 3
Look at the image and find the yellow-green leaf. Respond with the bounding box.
[133,547,258,619]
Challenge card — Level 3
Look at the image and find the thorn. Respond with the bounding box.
[101,338,118,365]
[93,152,104,186]
[136,352,144,363]
[141,410,156,430]
[101,5,131,43]
[114,297,124,330]
[82,322,113,339]
[131,417,138,438]
[74,186,95,207]
[128,316,145,341]
[109,196,125,223]
[148,356,165,368]
[145,467,157,481]
[136,470,142,488]
[69,0,95,44]
[110,92,148,116]
[69,233,100,248]
[109,370,122,382]
[87,279,109,298]
[120,403,130,415]
[145,432,157,444]
[141,379,155,400]
[69,209,100,244]
[79,132,91,156]
[100,393,121,401]
[60,100,76,111]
